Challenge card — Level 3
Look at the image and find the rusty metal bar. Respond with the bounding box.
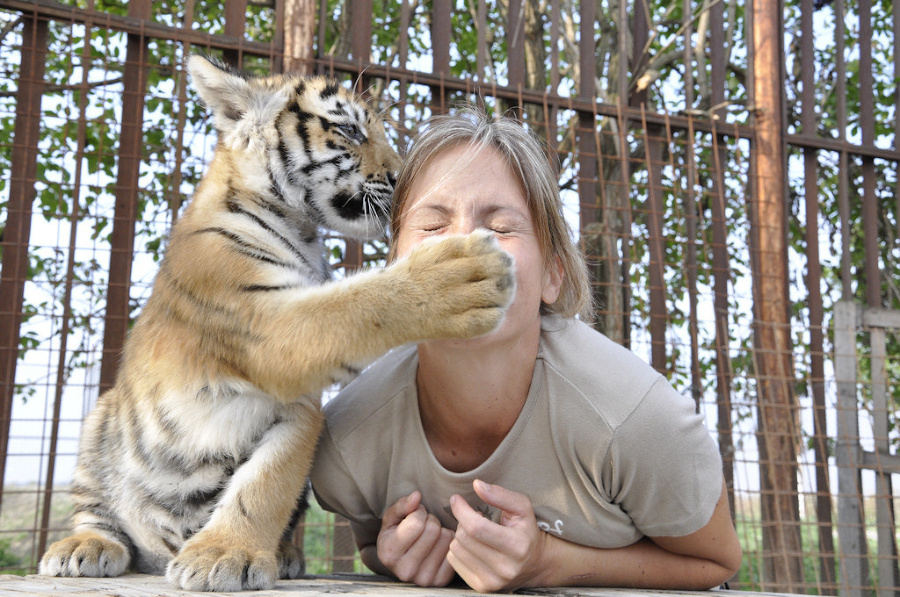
[546,0,560,159]
[316,0,327,65]
[631,0,649,107]
[0,0,274,57]
[639,109,667,373]
[835,0,851,300]
[631,0,664,370]
[337,0,374,273]
[430,0,451,111]
[798,0,835,588]
[37,6,98,557]
[168,3,195,224]
[616,0,632,348]
[222,0,248,67]
[0,13,49,509]
[858,0,882,310]
[858,2,896,590]
[476,0,487,80]
[682,0,694,110]
[707,0,736,519]
[576,0,597,221]
[679,120,700,412]
[98,0,152,392]
[896,0,900,250]
[311,55,757,141]
[350,0,371,67]
[575,0,600,323]
[393,0,411,145]
[431,0,450,75]
[708,122,735,519]
[787,132,900,161]
[507,0,524,89]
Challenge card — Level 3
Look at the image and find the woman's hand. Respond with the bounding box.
[447,479,552,592]
[447,479,742,592]
[373,491,455,587]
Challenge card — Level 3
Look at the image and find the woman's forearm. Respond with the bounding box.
[534,535,738,591]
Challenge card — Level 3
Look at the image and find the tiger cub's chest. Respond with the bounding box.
[154,383,285,464]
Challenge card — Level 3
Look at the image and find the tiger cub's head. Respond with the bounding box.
[188,55,402,240]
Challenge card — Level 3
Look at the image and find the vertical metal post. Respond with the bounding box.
[858,0,881,311]
[799,0,835,590]
[638,109,666,372]
[507,0,524,90]
[616,0,632,347]
[98,0,151,392]
[576,0,598,315]
[0,13,48,508]
[340,0,374,273]
[37,10,97,558]
[222,0,248,68]
[858,0,896,591]
[430,0,450,112]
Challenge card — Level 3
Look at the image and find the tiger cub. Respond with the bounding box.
[39,55,515,591]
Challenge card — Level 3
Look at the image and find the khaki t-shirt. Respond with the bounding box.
[310,316,722,549]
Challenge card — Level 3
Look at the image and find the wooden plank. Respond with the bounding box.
[0,573,809,597]
[833,300,870,597]
[862,307,900,330]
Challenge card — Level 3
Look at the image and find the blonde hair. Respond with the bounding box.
[389,107,593,322]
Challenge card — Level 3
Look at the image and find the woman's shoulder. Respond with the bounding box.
[539,316,673,427]
[322,344,418,441]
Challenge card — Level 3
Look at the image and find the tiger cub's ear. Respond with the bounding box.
[187,55,289,148]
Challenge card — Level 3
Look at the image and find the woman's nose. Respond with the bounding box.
[451,215,479,235]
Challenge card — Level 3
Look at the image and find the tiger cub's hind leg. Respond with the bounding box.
[38,530,130,578]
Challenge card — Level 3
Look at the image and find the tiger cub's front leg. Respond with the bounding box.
[165,402,323,591]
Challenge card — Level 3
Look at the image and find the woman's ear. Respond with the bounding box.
[541,256,564,305]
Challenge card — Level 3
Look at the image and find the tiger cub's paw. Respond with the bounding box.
[278,540,305,579]
[39,532,129,578]
[401,231,516,340]
[166,535,278,591]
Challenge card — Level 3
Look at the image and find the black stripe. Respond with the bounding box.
[158,265,235,316]
[321,82,340,98]
[242,284,302,292]
[302,154,344,176]
[184,485,225,509]
[81,522,133,551]
[224,201,318,272]
[193,227,291,268]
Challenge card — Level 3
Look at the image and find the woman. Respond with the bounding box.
[310,107,742,592]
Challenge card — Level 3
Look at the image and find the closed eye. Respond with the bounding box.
[337,123,366,145]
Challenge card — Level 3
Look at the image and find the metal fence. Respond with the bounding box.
[0,0,898,594]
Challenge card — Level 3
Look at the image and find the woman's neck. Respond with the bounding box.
[415,326,541,472]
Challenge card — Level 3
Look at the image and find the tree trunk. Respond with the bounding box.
[750,0,805,590]
[283,0,316,74]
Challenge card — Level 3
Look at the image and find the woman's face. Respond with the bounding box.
[395,143,562,347]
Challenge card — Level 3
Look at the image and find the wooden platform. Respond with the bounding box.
[0,573,794,597]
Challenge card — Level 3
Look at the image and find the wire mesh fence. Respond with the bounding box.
[0,1,898,594]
